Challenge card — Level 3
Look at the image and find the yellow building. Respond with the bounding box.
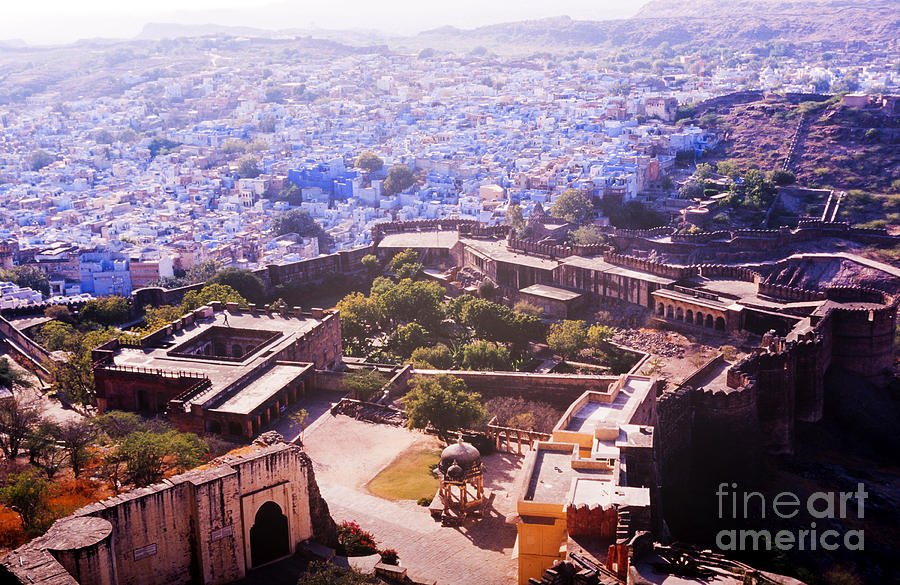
[515,375,657,585]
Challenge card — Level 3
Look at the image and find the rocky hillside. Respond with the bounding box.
[687,94,900,193]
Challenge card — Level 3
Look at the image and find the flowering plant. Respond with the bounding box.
[336,521,378,556]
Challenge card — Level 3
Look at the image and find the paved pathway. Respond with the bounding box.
[304,415,523,585]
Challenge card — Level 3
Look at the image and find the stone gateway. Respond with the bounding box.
[0,441,337,585]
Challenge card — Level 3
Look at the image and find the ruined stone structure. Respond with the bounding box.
[92,303,341,439]
[0,441,337,585]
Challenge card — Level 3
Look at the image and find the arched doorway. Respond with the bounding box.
[249,501,290,567]
[715,316,726,331]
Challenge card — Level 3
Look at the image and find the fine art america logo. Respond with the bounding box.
[715,483,867,552]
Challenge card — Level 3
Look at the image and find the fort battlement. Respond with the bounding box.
[758,282,826,302]
[602,251,695,280]
[696,263,761,282]
[506,236,607,259]
[692,384,758,415]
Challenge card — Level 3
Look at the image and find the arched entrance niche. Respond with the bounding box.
[249,501,290,567]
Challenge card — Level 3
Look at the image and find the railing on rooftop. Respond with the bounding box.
[672,285,720,302]
[94,363,209,380]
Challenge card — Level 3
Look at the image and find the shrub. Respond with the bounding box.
[379,549,399,565]
[416,496,433,507]
[337,521,378,557]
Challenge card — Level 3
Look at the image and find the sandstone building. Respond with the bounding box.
[0,441,337,585]
[91,303,341,439]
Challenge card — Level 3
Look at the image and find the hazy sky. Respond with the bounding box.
[2,0,649,45]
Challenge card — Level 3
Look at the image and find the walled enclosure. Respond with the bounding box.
[0,442,337,585]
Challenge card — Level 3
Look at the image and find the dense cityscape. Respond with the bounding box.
[0,2,896,585]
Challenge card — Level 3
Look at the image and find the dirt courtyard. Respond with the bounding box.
[302,413,524,585]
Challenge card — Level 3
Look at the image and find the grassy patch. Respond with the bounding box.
[366,447,441,501]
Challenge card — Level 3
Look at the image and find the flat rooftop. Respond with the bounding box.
[378,230,459,250]
[524,448,608,503]
[562,376,655,434]
[519,283,583,302]
[570,479,649,508]
[211,363,311,415]
[563,255,676,286]
[460,238,559,271]
[104,310,323,406]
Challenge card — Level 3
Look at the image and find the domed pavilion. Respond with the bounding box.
[436,437,485,524]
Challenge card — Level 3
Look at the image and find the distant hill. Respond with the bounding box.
[402,0,900,53]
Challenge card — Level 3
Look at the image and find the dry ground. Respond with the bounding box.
[303,414,523,585]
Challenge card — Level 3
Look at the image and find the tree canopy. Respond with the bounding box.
[403,375,486,439]
[0,265,50,296]
[343,369,386,402]
[547,320,588,359]
[550,189,593,224]
[205,269,264,304]
[237,155,261,179]
[355,151,384,173]
[271,208,333,251]
[382,165,416,196]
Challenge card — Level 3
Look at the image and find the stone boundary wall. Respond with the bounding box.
[371,219,484,243]
[407,369,619,410]
[0,313,56,381]
[602,252,695,280]
[696,264,761,282]
[758,282,826,302]
[676,353,724,390]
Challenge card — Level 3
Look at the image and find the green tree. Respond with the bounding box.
[505,204,525,236]
[477,278,497,300]
[336,292,381,354]
[0,265,50,296]
[360,254,380,279]
[237,156,261,179]
[377,279,445,330]
[271,208,333,251]
[768,169,795,186]
[389,322,429,358]
[403,375,486,439]
[716,160,740,179]
[569,224,603,245]
[550,189,593,224]
[382,165,416,196]
[182,283,248,312]
[148,138,180,158]
[389,248,422,280]
[117,430,208,487]
[587,324,615,349]
[0,470,53,532]
[343,369,386,402]
[44,304,73,323]
[694,162,714,180]
[274,182,303,205]
[461,341,512,371]
[355,151,384,173]
[58,419,99,477]
[410,344,453,369]
[27,150,54,171]
[79,296,131,326]
[206,268,264,303]
[92,410,147,439]
[47,328,120,407]
[142,304,186,333]
[513,301,543,317]
[547,320,588,359]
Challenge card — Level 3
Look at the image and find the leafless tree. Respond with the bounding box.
[0,394,43,459]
